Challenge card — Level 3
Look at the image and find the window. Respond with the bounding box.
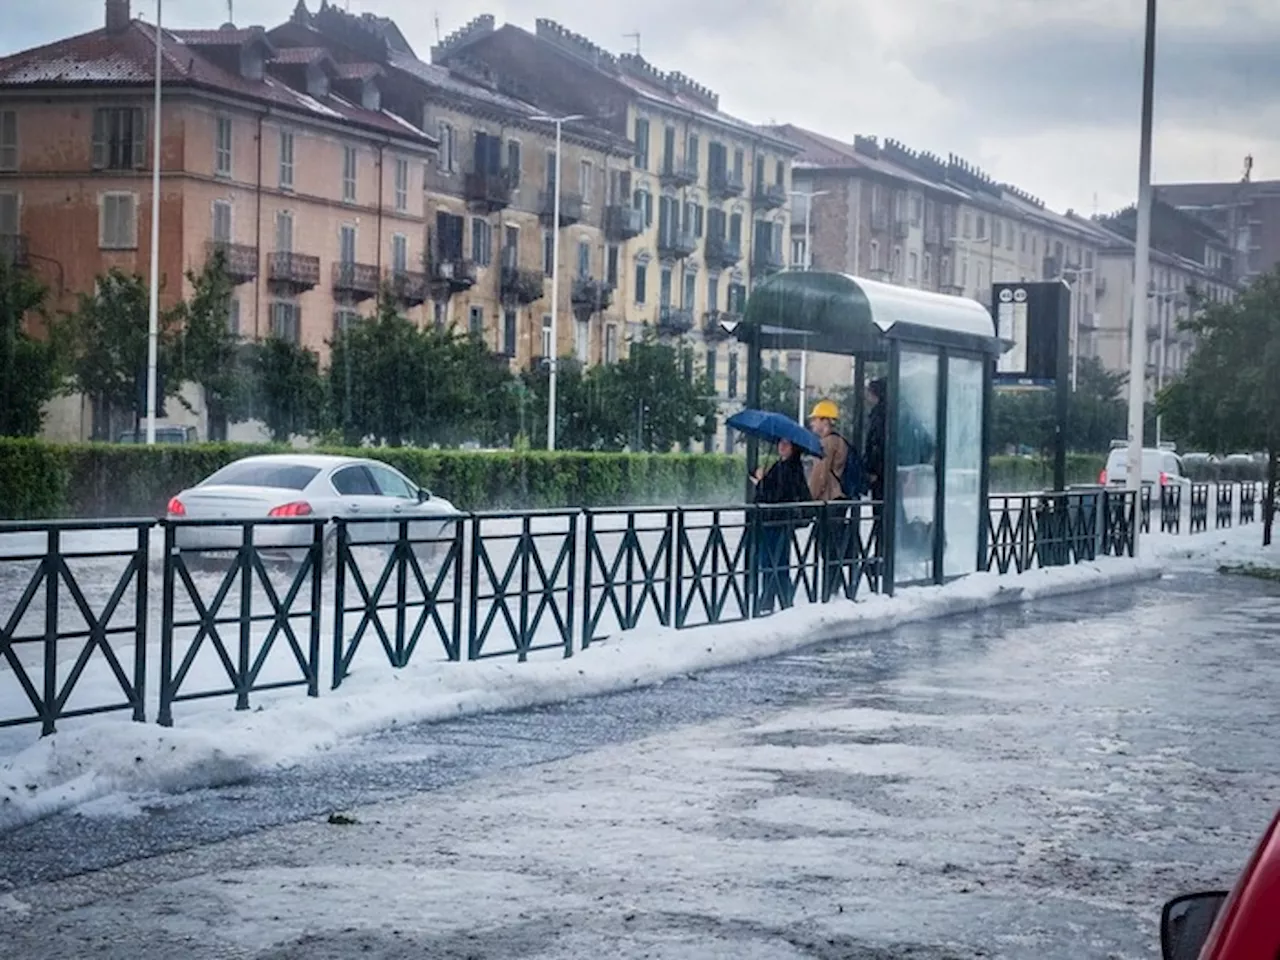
[633,116,650,170]
[433,301,446,328]
[503,224,519,265]
[606,245,619,287]
[634,262,647,304]
[391,233,408,273]
[279,131,294,190]
[791,237,807,269]
[502,309,517,357]
[962,212,972,239]
[471,217,492,266]
[686,134,699,174]
[707,275,719,312]
[332,466,378,496]
[212,200,232,244]
[334,306,360,335]
[577,239,590,278]
[507,140,521,185]
[367,465,416,500]
[227,298,241,336]
[775,159,784,185]
[92,107,145,170]
[660,265,673,306]
[923,253,932,284]
[976,215,986,240]
[575,320,589,363]
[941,255,950,285]
[634,187,653,228]
[339,224,356,264]
[604,324,618,364]
[682,270,696,309]
[908,251,918,283]
[911,195,923,226]
[469,305,484,337]
[727,351,739,398]
[542,229,554,276]
[438,121,456,172]
[1020,231,1027,254]
[663,125,677,171]
[541,314,552,358]
[394,157,409,212]
[269,301,300,342]
[992,220,1002,248]
[215,116,232,178]
[0,110,16,171]
[869,240,880,272]
[705,348,718,390]
[733,147,744,181]
[960,257,969,286]
[99,192,137,249]
[579,159,593,203]
[1006,224,1014,250]
[275,210,294,253]
[342,145,357,202]
[545,149,558,192]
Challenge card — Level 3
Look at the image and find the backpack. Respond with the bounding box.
[834,433,866,499]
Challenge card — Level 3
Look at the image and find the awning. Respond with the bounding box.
[740,271,1003,357]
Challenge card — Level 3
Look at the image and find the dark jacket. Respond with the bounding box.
[865,403,886,496]
[755,456,809,505]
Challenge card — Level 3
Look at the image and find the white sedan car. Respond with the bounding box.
[166,454,461,565]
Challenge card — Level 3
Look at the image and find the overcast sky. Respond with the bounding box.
[6,0,1277,214]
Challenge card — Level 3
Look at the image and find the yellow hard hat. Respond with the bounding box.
[809,399,839,421]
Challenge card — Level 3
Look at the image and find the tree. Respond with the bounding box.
[756,369,800,419]
[65,269,180,439]
[605,340,718,452]
[242,337,325,444]
[0,259,62,437]
[991,357,1127,455]
[172,250,247,440]
[1159,267,1280,545]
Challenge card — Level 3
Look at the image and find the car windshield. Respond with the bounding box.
[202,462,320,490]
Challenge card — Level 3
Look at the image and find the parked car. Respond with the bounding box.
[166,454,460,566]
[1220,454,1263,483]
[1161,808,1280,958]
[116,425,197,444]
[1099,444,1189,488]
[1181,453,1220,482]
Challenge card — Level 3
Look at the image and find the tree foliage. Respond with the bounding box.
[1160,267,1280,544]
[0,260,62,437]
[241,337,325,444]
[172,250,247,439]
[991,357,1128,455]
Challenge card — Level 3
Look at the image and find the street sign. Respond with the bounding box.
[991,281,1070,382]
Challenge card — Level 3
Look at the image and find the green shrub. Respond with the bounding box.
[0,440,1109,521]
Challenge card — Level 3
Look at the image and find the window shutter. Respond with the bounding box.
[132,108,146,169]
[695,205,704,238]
[91,109,107,170]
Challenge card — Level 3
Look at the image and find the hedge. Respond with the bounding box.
[0,439,1107,521]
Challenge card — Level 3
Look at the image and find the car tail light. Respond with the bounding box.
[1099,469,1108,485]
[268,501,313,518]
[167,497,186,516]
[1160,472,1169,486]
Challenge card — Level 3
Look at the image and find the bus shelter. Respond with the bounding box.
[739,272,1004,591]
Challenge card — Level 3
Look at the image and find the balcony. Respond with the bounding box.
[332,261,381,301]
[754,182,787,210]
[605,204,644,241]
[705,235,742,269]
[0,234,30,269]
[501,264,545,305]
[205,241,258,285]
[752,248,786,275]
[268,251,321,292]
[431,256,477,295]
[703,309,742,339]
[870,209,890,232]
[709,168,745,199]
[658,228,698,261]
[659,158,698,188]
[657,305,694,335]
[464,168,514,213]
[538,189,584,227]
[571,277,614,317]
[388,269,429,308]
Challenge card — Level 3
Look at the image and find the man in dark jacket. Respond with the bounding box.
[864,378,887,557]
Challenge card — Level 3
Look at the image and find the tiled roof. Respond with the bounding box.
[170,28,270,48]
[269,46,331,66]
[0,19,434,147]
[335,62,383,81]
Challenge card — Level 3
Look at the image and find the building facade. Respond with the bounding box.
[1157,177,1280,285]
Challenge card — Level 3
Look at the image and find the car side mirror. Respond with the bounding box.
[417,487,431,503]
[1161,891,1228,960]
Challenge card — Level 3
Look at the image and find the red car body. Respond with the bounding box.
[1190,809,1280,958]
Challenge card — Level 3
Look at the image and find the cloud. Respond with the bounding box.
[3,0,1276,212]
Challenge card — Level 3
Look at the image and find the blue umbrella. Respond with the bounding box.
[726,409,825,458]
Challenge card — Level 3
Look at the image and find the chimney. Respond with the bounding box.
[105,0,131,34]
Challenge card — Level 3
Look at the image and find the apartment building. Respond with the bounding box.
[275,3,635,370]
[1157,176,1280,285]
[1088,200,1236,398]
[427,16,800,451]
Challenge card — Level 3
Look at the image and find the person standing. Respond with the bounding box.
[806,399,850,503]
[864,378,888,557]
[750,438,809,613]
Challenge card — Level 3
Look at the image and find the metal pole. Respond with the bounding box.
[798,191,815,421]
[1069,277,1079,392]
[1155,294,1167,446]
[547,119,562,451]
[798,347,807,423]
[1127,0,1157,555]
[145,0,163,445]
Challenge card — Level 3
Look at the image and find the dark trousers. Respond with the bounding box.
[756,524,795,613]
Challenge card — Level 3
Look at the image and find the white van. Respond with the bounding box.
[1100,445,1188,487]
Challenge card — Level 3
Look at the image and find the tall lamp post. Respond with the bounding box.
[530,113,583,451]
[789,188,828,421]
[145,0,164,445]
[1062,265,1094,391]
[1127,0,1158,557]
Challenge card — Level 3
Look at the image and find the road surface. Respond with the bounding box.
[1,566,1278,958]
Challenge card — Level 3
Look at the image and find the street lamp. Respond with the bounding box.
[530,113,584,452]
[1061,265,1095,392]
[789,188,828,421]
[1126,0,1157,553]
[145,0,163,445]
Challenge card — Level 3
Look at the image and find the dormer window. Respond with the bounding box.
[306,63,329,100]
[240,46,264,81]
[361,80,380,112]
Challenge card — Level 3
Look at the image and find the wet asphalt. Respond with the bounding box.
[1,566,1279,958]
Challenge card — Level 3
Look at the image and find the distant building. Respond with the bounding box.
[1157,178,1280,285]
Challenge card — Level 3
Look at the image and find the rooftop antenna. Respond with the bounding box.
[227,0,233,23]
[1243,154,1253,183]
[1092,191,1099,217]
[623,31,640,56]
[434,12,441,43]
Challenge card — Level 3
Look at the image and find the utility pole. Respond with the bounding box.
[145,0,163,446]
